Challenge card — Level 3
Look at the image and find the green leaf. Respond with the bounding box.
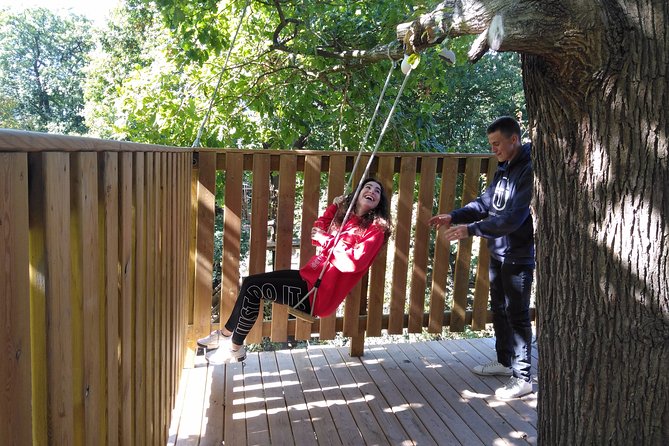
[407,53,421,68]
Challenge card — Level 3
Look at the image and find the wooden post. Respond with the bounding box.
[428,158,458,333]
[471,158,497,330]
[450,157,480,332]
[0,153,32,445]
[193,151,217,349]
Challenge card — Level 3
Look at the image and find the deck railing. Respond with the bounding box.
[1,129,534,445]
[191,148,506,356]
[1,130,191,446]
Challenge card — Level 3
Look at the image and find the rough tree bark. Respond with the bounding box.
[397,1,668,444]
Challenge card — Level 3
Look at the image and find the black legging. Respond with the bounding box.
[224,269,311,345]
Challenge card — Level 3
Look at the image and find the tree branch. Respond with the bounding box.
[394,0,593,65]
[263,0,594,73]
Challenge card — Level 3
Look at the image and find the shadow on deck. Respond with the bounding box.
[168,337,538,445]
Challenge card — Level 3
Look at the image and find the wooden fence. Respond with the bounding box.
[1,129,529,445]
[1,130,191,446]
[191,149,502,356]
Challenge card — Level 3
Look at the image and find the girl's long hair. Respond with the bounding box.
[332,177,393,241]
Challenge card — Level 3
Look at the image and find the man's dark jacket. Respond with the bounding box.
[450,143,534,266]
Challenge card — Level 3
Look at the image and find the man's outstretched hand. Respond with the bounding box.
[429,213,452,229]
[443,225,469,242]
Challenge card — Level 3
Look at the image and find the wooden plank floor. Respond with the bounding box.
[167,338,539,445]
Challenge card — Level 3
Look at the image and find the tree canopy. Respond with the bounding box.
[83,0,525,152]
[0,8,93,134]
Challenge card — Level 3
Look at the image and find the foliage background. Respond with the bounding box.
[0,1,525,153]
[0,8,93,133]
[0,0,526,338]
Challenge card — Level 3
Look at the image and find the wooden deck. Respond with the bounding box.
[167,338,538,445]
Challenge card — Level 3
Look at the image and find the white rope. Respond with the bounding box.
[294,62,415,316]
[192,0,251,148]
[344,60,396,193]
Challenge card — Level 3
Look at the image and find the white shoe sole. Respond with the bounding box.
[495,388,533,399]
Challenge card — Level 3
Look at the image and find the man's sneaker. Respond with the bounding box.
[472,361,513,376]
[206,345,246,365]
[197,330,230,349]
[495,376,533,399]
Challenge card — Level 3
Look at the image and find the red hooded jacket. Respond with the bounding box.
[299,203,386,317]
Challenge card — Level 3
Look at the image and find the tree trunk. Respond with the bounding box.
[399,1,668,443]
[524,1,669,442]
[526,6,669,442]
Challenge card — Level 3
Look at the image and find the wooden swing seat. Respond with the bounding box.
[287,306,317,323]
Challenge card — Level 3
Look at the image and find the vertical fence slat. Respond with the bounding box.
[408,157,437,333]
[366,155,394,337]
[43,152,75,445]
[187,155,198,360]
[145,152,156,444]
[72,152,104,445]
[167,153,176,439]
[428,158,458,333]
[1,153,32,445]
[193,152,216,342]
[472,159,497,329]
[344,278,364,338]
[343,275,363,338]
[175,155,184,379]
[69,154,85,446]
[350,279,368,356]
[221,153,243,335]
[174,155,183,408]
[119,152,134,444]
[167,155,174,419]
[387,157,416,334]
[247,154,270,344]
[180,153,190,371]
[156,153,165,443]
[295,154,322,340]
[318,154,346,340]
[27,153,48,446]
[160,152,169,440]
[176,155,186,379]
[134,153,147,446]
[168,155,177,417]
[100,152,120,446]
[343,155,371,341]
[270,155,297,342]
[450,157,481,332]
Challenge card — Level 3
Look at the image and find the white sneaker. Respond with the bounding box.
[495,376,533,399]
[197,330,230,349]
[472,361,513,376]
[206,345,246,365]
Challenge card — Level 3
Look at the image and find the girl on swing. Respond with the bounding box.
[199,177,393,364]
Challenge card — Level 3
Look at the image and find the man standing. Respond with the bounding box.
[429,116,534,399]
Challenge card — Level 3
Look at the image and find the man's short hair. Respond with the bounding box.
[487,116,521,138]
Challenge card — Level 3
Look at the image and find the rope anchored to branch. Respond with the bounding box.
[289,55,420,322]
[192,0,251,148]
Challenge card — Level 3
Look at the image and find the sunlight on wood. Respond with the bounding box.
[509,430,531,439]
[169,340,539,444]
[384,402,425,413]
[460,389,491,400]
[303,382,366,392]
[244,379,300,390]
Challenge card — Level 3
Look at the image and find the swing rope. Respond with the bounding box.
[342,58,397,196]
[192,0,251,148]
[289,60,416,321]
